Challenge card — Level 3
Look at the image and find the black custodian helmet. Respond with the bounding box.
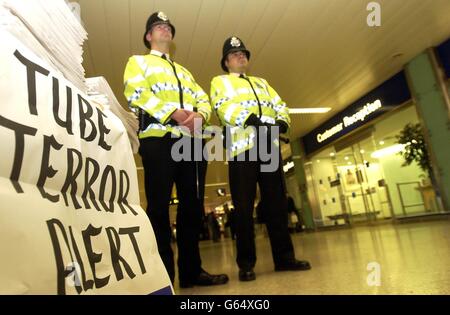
[220,36,250,72]
[143,11,176,49]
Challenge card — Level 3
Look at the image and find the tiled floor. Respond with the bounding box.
[175,219,450,295]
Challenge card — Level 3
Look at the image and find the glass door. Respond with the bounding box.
[334,135,392,224]
[309,133,395,227]
[352,136,393,220]
[335,146,369,223]
[309,147,350,227]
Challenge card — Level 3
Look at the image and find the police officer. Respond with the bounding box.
[124,11,228,288]
[210,36,311,281]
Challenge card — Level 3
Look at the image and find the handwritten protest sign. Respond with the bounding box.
[0,30,172,294]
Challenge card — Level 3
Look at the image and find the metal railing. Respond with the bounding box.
[396,181,425,216]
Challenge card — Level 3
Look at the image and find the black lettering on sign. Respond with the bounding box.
[47,219,146,294]
[52,77,74,135]
[61,148,83,209]
[82,225,110,289]
[78,95,97,143]
[78,96,112,150]
[46,218,80,295]
[118,170,138,216]
[37,135,63,202]
[96,107,111,151]
[81,157,102,212]
[120,226,146,275]
[13,49,50,115]
[68,226,93,294]
[99,165,116,213]
[105,227,136,281]
[0,115,37,193]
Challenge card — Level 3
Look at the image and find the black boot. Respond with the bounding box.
[180,269,229,288]
[238,269,256,281]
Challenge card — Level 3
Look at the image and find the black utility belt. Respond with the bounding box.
[139,108,199,130]
[139,110,178,129]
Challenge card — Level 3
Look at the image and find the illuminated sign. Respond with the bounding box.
[316,123,344,143]
[316,100,382,143]
[302,71,411,155]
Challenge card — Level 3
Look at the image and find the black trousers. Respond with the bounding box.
[228,149,295,271]
[139,134,207,284]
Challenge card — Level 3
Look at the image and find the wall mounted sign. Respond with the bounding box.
[302,71,411,155]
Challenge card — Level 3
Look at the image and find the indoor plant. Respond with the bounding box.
[396,123,437,188]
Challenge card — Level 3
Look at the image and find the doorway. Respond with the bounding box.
[334,135,393,224]
[309,132,393,227]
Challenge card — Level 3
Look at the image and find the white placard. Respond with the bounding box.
[0,30,172,295]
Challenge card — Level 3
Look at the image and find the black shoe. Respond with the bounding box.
[239,269,256,281]
[275,259,311,271]
[179,270,229,288]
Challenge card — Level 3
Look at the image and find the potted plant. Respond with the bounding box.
[396,123,433,176]
[396,123,440,211]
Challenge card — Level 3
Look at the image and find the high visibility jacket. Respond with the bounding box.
[210,74,290,157]
[123,53,211,138]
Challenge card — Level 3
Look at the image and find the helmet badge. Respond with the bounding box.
[157,11,168,21]
[230,37,241,47]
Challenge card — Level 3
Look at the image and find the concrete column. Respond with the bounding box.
[405,49,450,211]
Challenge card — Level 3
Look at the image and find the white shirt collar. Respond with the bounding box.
[150,49,171,60]
[230,72,246,77]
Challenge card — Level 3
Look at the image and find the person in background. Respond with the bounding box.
[287,195,304,233]
[206,209,221,242]
[225,204,237,240]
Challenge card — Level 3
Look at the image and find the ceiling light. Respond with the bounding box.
[283,161,295,173]
[379,141,385,145]
[289,107,331,114]
[344,156,349,160]
[330,152,335,157]
[360,149,365,154]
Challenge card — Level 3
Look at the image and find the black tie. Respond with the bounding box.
[240,74,262,118]
[161,54,184,109]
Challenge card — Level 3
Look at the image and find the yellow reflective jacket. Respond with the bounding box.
[210,74,290,157]
[124,52,211,138]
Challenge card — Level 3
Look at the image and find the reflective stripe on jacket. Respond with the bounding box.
[210,74,290,157]
[124,53,211,138]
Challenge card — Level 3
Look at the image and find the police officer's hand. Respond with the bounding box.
[245,114,288,134]
[180,111,204,135]
[244,113,264,128]
[171,109,190,124]
[245,114,270,138]
[275,120,288,134]
[261,121,288,135]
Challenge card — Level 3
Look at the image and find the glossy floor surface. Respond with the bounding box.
[175,219,450,295]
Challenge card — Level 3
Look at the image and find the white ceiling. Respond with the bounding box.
[75,0,450,208]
